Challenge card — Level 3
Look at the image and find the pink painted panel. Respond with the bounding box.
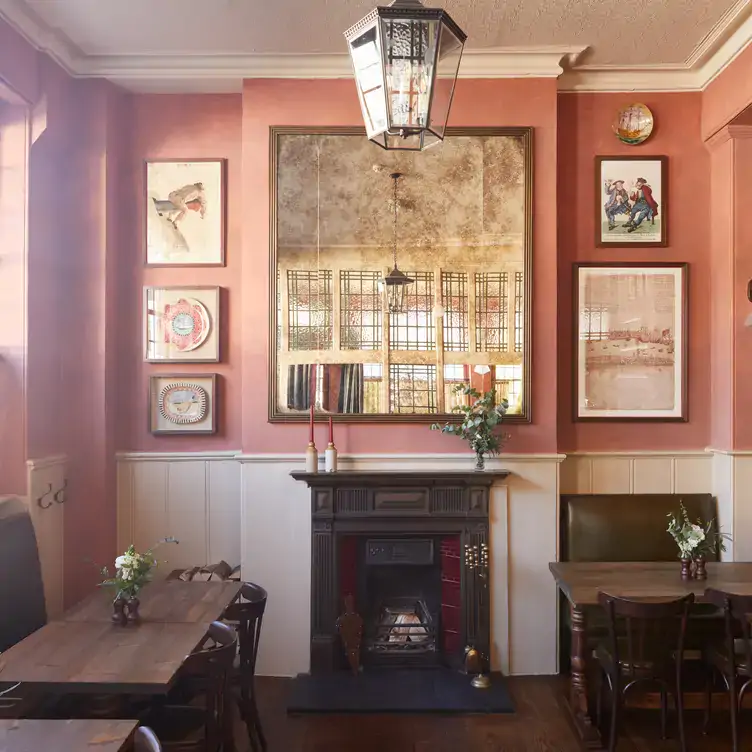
[117,94,243,451]
[0,17,38,103]
[239,78,559,455]
[557,92,710,451]
[703,43,752,142]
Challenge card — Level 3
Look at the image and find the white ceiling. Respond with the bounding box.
[2,0,752,92]
[13,0,741,65]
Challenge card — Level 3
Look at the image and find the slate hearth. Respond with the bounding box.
[291,470,508,678]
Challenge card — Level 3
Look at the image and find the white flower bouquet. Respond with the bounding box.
[666,503,728,560]
[101,537,178,600]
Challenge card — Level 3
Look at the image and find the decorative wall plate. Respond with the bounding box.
[158,382,208,424]
[161,297,211,352]
[613,103,654,145]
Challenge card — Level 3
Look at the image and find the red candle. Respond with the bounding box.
[309,403,315,444]
[328,416,334,445]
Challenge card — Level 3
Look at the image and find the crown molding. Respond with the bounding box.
[1,0,750,94]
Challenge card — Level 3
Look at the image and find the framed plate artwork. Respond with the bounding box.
[149,374,217,435]
[612,103,654,145]
[595,156,667,248]
[574,263,687,422]
[144,286,220,363]
[145,159,226,266]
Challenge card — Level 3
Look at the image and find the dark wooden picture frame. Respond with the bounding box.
[573,262,688,422]
[149,373,218,435]
[594,155,668,248]
[144,158,227,267]
[268,126,534,424]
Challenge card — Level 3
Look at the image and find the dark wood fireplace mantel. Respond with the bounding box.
[292,469,508,673]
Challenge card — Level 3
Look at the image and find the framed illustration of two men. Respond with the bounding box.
[596,155,667,248]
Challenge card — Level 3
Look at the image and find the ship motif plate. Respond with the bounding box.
[613,103,654,145]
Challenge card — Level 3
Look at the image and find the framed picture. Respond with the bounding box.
[144,286,220,363]
[595,156,667,247]
[574,263,687,422]
[145,159,226,266]
[149,374,217,435]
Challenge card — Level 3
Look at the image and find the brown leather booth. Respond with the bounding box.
[558,493,718,670]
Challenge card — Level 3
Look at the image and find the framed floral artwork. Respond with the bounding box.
[145,159,226,266]
[574,262,687,422]
[595,156,667,248]
[149,374,217,435]
[144,286,220,363]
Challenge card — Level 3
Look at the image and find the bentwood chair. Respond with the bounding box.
[223,582,268,752]
[134,726,163,752]
[702,588,752,752]
[596,591,694,752]
[143,621,237,752]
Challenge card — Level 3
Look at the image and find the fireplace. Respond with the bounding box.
[292,469,507,674]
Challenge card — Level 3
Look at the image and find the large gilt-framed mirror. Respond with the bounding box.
[269,126,532,423]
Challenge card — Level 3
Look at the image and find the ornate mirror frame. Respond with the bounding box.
[268,126,533,423]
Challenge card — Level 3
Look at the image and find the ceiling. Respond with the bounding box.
[1,0,751,92]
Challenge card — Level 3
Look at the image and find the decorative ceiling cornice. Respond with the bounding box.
[0,0,750,94]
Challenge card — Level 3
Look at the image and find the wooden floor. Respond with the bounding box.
[248,675,752,752]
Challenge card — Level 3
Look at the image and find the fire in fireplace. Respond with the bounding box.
[368,597,436,656]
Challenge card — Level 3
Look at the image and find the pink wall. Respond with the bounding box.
[703,44,752,142]
[117,94,243,451]
[241,78,560,454]
[557,92,711,451]
[0,18,38,104]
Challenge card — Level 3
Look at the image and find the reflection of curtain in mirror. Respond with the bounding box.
[339,364,364,414]
[287,364,313,410]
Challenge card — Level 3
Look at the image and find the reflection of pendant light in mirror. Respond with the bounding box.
[385,172,414,313]
[474,364,491,375]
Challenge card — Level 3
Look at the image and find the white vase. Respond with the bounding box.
[325,443,338,473]
[305,442,319,473]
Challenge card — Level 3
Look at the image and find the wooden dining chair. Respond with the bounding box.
[223,582,268,752]
[143,620,237,752]
[702,587,752,752]
[134,726,163,752]
[595,591,694,752]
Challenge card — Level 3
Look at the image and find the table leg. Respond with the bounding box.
[569,603,603,749]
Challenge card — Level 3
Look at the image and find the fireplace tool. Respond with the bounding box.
[464,540,491,689]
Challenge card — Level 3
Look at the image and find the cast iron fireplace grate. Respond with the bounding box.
[367,598,436,656]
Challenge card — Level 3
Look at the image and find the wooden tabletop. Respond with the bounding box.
[550,561,752,606]
[0,719,138,751]
[0,620,211,694]
[62,579,242,623]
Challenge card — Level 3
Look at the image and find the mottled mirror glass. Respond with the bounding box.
[270,127,532,423]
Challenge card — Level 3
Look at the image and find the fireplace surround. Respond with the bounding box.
[292,469,509,674]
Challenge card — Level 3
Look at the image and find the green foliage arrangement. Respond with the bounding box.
[430,385,509,470]
[100,537,178,600]
[666,502,730,560]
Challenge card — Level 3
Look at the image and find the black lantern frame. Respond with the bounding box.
[344,0,467,151]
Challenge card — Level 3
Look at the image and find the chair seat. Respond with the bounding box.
[595,641,671,679]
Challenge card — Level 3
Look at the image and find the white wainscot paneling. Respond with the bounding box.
[116,452,241,575]
[560,452,713,496]
[27,455,67,619]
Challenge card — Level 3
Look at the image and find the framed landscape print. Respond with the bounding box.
[149,374,217,435]
[574,263,687,422]
[595,156,667,248]
[144,286,220,363]
[145,159,226,266]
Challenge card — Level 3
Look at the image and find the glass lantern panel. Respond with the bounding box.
[383,131,424,150]
[380,16,439,133]
[348,23,388,139]
[427,24,464,139]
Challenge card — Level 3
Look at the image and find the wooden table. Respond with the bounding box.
[0,719,138,751]
[62,579,242,624]
[0,620,211,694]
[549,561,752,750]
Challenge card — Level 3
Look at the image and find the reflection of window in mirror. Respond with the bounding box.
[272,129,531,421]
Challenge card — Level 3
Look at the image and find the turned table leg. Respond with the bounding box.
[569,603,603,749]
